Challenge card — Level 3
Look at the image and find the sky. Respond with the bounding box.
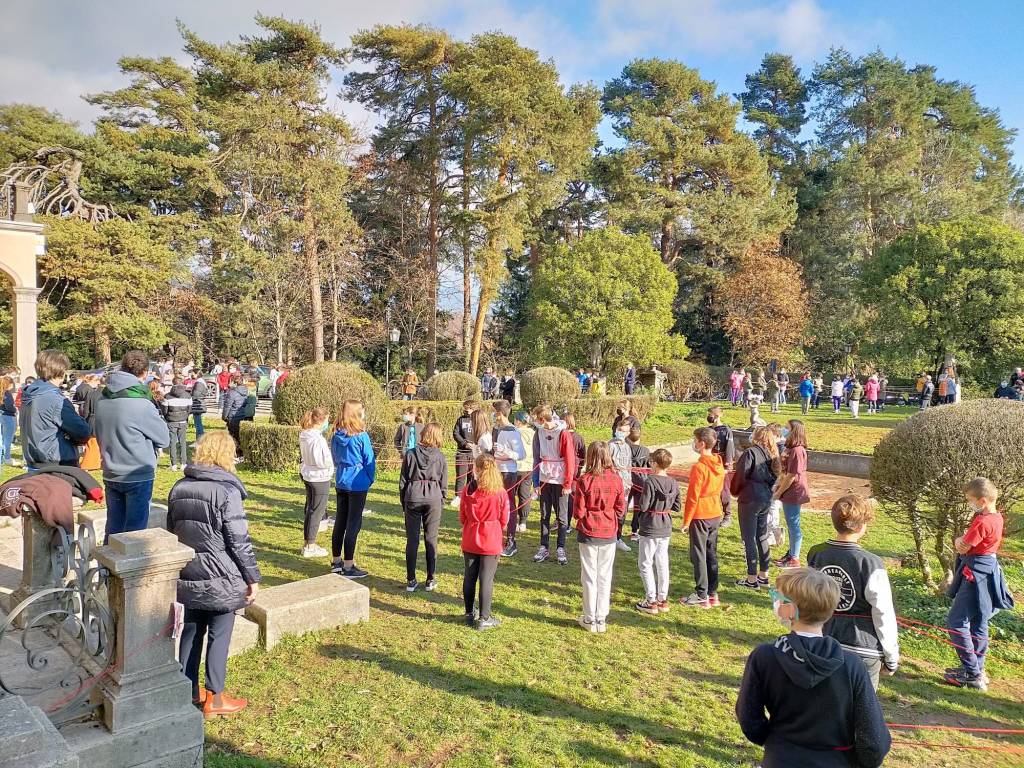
[3,0,1023,162]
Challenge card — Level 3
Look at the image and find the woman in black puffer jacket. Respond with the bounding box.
[167,431,261,718]
[730,426,780,590]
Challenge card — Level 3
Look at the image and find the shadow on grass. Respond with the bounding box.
[318,642,749,766]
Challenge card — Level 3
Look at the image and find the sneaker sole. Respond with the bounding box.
[345,573,369,580]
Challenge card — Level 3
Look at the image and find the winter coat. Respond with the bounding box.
[863,379,879,400]
[19,379,92,469]
[163,385,192,425]
[299,427,333,483]
[730,445,778,511]
[683,453,726,528]
[331,429,376,492]
[94,370,170,483]
[500,376,516,402]
[572,469,627,539]
[190,378,208,414]
[393,422,418,453]
[798,378,814,398]
[76,385,101,429]
[167,464,261,613]
[1,390,16,417]
[399,445,448,507]
[459,481,510,555]
[220,385,247,424]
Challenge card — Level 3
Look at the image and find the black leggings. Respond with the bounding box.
[405,500,442,581]
[463,553,498,619]
[333,489,368,561]
[516,472,532,524]
[738,503,771,576]
[302,480,330,545]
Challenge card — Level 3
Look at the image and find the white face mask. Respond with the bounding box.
[321,420,331,433]
[615,431,628,440]
[402,414,413,423]
[969,500,986,514]
[771,592,798,630]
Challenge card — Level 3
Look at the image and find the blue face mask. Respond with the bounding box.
[614,430,628,440]
[782,427,790,439]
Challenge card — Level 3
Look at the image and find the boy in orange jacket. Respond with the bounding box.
[682,427,726,608]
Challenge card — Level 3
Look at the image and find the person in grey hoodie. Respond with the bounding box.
[94,350,170,539]
[19,349,92,470]
[399,422,448,591]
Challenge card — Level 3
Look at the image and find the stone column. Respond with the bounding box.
[92,529,200,739]
[12,286,41,378]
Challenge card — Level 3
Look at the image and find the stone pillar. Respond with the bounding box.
[9,509,62,628]
[91,529,204,764]
[12,286,41,378]
[12,181,34,222]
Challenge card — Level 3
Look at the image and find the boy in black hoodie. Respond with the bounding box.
[452,400,478,506]
[736,567,891,768]
[163,378,192,471]
[626,424,650,540]
[399,422,448,592]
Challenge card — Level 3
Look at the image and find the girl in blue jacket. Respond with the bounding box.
[330,399,376,579]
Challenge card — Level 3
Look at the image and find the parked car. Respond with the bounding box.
[202,365,272,399]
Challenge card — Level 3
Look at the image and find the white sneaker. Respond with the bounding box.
[318,518,331,533]
[615,539,631,552]
[517,523,526,533]
[595,621,607,634]
[577,616,598,633]
[301,544,328,558]
[451,496,461,510]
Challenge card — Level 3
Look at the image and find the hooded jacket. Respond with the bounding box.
[399,444,448,507]
[299,427,333,483]
[683,453,726,528]
[459,480,510,555]
[736,633,891,768]
[166,464,261,613]
[331,429,376,492]
[78,385,101,429]
[163,384,192,425]
[730,445,778,510]
[19,379,92,468]
[94,370,170,483]
[493,424,526,474]
[452,412,474,454]
[393,421,418,453]
[220,385,247,424]
[190,377,208,414]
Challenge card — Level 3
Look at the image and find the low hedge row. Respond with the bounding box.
[240,421,395,472]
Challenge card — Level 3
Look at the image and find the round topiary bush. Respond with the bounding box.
[272,362,389,428]
[519,366,580,409]
[423,370,482,401]
[871,398,1024,588]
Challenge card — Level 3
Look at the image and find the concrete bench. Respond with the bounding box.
[245,574,369,650]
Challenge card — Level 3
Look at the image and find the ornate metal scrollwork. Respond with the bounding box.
[0,517,115,724]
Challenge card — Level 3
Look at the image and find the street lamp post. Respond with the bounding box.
[386,328,401,389]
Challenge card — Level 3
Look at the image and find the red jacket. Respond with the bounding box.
[572,469,627,539]
[459,484,510,555]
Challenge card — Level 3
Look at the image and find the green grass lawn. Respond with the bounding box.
[132,417,1024,768]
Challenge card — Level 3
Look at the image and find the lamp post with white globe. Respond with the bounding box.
[386,327,400,388]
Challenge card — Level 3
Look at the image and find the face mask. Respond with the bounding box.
[706,416,716,424]
[969,501,986,514]
[614,430,628,440]
[782,428,790,439]
[770,588,798,629]
[402,414,413,423]
[321,421,331,434]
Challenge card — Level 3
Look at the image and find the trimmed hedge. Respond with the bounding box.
[423,371,482,401]
[240,422,302,472]
[567,394,657,425]
[661,360,715,400]
[519,366,580,409]
[272,362,389,427]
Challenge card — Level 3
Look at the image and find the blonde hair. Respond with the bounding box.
[474,453,504,493]
[775,568,840,625]
[335,399,365,435]
[193,432,237,473]
[300,406,329,430]
[0,376,13,395]
[471,409,491,444]
[584,440,614,477]
[965,476,998,502]
[419,422,442,448]
[830,494,875,533]
[751,425,782,475]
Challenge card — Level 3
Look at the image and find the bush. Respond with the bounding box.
[871,398,1024,588]
[422,371,481,402]
[661,360,715,400]
[519,367,580,409]
[240,422,302,472]
[389,400,498,450]
[272,362,389,427]
[565,395,657,426]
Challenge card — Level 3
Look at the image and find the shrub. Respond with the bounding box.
[240,422,302,472]
[564,395,657,427]
[870,398,1024,588]
[519,367,580,409]
[389,400,498,450]
[422,371,482,402]
[661,360,715,401]
[272,362,389,427]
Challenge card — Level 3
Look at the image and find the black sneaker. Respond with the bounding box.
[406,580,418,592]
[477,616,502,631]
[342,565,368,579]
[330,561,345,574]
[757,575,770,586]
[735,577,760,590]
[501,541,518,557]
[943,668,987,691]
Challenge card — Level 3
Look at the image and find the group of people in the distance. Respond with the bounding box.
[730,367,894,421]
[993,365,1024,400]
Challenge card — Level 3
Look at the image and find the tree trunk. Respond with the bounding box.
[426,90,439,375]
[93,299,111,365]
[529,241,540,272]
[660,219,672,263]
[461,140,473,371]
[908,503,935,590]
[468,281,492,376]
[329,251,340,362]
[303,187,325,363]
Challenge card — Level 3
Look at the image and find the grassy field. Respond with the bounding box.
[7,405,1021,767]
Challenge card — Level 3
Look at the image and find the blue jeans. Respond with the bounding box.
[782,501,803,560]
[193,412,204,439]
[104,479,155,543]
[0,413,16,464]
[947,577,990,677]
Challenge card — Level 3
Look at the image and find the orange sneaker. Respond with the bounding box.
[202,693,248,719]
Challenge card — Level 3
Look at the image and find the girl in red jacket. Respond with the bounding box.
[572,440,627,633]
[460,453,510,630]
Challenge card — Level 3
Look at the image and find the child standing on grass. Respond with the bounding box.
[608,421,633,553]
[492,401,527,558]
[330,400,376,580]
[943,477,1014,691]
[400,422,448,592]
[531,405,578,566]
[736,568,891,768]
[393,405,419,454]
[807,495,899,690]
[460,453,510,630]
[707,406,736,528]
[634,448,680,616]
[298,407,333,558]
[513,411,535,533]
[626,424,650,541]
[163,378,192,471]
[452,400,478,504]
[573,441,627,633]
[681,428,725,608]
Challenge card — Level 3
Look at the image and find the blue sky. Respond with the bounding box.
[2,0,1022,162]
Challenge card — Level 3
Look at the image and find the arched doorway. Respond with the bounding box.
[0,181,43,376]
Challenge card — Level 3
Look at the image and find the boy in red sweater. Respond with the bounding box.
[943,476,1013,690]
[531,405,578,565]
[460,454,511,631]
[681,428,726,608]
[572,440,626,633]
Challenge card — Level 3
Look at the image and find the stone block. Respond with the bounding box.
[228,612,260,657]
[0,696,79,768]
[246,573,369,650]
[62,704,203,768]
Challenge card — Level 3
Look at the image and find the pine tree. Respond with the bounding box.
[738,53,808,183]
